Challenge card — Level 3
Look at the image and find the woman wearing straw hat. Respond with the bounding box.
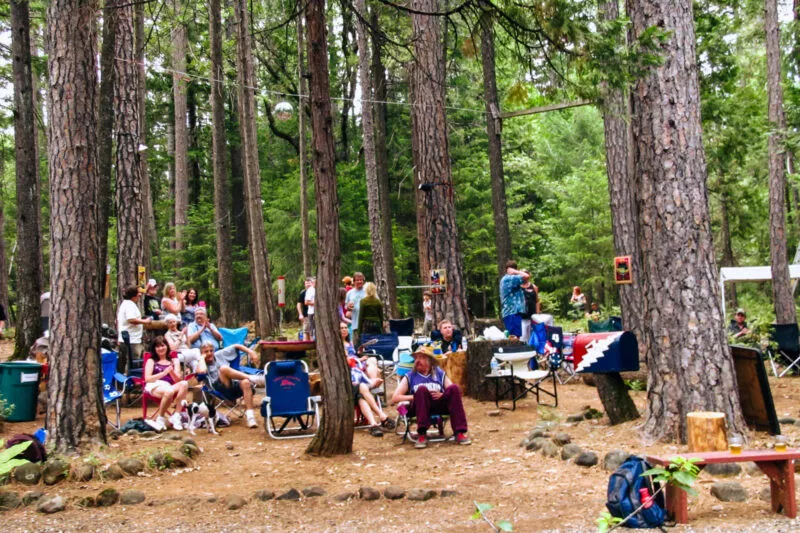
[391,344,471,449]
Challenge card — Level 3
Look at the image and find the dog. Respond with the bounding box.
[182,400,220,435]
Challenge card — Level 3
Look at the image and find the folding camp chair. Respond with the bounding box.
[101,350,132,429]
[218,326,262,376]
[199,373,249,420]
[132,352,188,420]
[487,344,558,410]
[766,324,800,377]
[360,332,399,393]
[395,401,452,445]
[260,360,321,439]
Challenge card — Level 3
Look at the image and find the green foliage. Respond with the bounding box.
[596,511,623,533]
[0,439,31,478]
[471,502,514,531]
[0,396,14,422]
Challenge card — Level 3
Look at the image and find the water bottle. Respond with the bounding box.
[461,337,468,352]
[490,358,499,375]
[638,488,653,509]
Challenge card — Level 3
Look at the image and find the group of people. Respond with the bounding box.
[142,279,202,326]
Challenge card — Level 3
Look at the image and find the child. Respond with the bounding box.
[422,291,433,337]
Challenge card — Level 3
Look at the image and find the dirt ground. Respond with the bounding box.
[3,338,800,532]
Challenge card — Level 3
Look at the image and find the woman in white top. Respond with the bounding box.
[161,282,184,316]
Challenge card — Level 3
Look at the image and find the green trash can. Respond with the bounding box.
[0,361,42,422]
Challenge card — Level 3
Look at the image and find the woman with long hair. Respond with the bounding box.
[143,336,189,431]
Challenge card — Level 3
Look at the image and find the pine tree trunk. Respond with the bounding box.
[479,11,512,282]
[410,0,470,331]
[355,0,390,320]
[600,0,645,353]
[114,0,144,299]
[370,9,398,318]
[765,0,796,325]
[11,0,43,360]
[46,0,106,452]
[0,145,9,326]
[338,9,354,163]
[136,0,157,274]
[628,0,745,442]
[209,0,236,327]
[305,0,354,456]
[97,0,116,300]
[297,12,312,278]
[172,0,189,256]
[719,191,738,308]
[234,0,276,338]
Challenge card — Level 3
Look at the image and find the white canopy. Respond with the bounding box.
[719,265,800,313]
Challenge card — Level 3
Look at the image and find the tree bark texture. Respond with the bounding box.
[11,0,43,360]
[136,0,157,273]
[355,0,391,320]
[479,11,512,282]
[97,0,117,299]
[370,10,398,318]
[719,191,738,308]
[338,8,355,163]
[172,0,189,254]
[114,0,145,298]
[0,146,9,325]
[46,0,106,452]
[600,1,646,366]
[628,0,744,442]
[765,0,797,325]
[305,0,354,456]
[209,0,237,327]
[593,373,640,425]
[410,0,470,332]
[234,0,277,337]
[297,12,312,279]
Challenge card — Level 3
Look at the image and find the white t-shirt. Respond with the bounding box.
[117,299,144,344]
[305,287,316,316]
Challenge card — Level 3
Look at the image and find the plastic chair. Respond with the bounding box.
[767,324,800,377]
[101,350,131,429]
[260,360,320,439]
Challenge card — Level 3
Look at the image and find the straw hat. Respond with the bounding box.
[412,343,447,365]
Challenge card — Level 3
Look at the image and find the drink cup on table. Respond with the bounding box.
[774,435,788,452]
[728,434,743,454]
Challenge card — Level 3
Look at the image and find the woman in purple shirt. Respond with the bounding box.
[144,336,189,432]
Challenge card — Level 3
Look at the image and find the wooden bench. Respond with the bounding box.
[647,449,800,524]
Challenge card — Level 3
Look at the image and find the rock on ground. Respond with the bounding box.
[561,443,582,460]
[120,490,146,505]
[117,458,145,476]
[704,463,742,478]
[710,481,747,502]
[224,495,247,510]
[575,451,599,467]
[358,487,380,501]
[407,489,437,501]
[302,486,326,497]
[0,490,21,511]
[603,450,629,472]
[96,488,120,507]
[13,463,42,486]
[37,495,65,514]
[383,487,405,500]
[276,488,301,501]
[253,490,275,501]
[540,440,560,458]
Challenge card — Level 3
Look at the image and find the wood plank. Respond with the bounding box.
[648,449,800,465]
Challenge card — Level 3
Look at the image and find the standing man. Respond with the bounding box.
[345,272,367,343]
[520,272,540,342]
[116,285,152,373]
[499,260,529,338]
[296,277,311,340]
[304,277,316,340]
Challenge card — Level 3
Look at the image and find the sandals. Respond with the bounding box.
[369,425,384,437]
[380,417,396,430]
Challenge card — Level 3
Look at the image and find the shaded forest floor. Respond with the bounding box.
[3,337,800,531]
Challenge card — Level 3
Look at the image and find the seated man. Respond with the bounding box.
[728,308,750,338]
[391,344,471,449]
[194,341,263,428]
[430,319,463,354]
[186,307,223,350]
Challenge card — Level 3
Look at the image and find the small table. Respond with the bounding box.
[647,449,800,523]
[259,340,316,362]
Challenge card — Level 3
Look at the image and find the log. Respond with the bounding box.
[687,411,728,452]
[465,338,527,400]
[443,350,468,392]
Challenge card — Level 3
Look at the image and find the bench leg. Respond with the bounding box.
[757,460,797,518]
[665,483,689,524]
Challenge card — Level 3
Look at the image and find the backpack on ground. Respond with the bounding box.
[606,455,666,528]
[5,433,47,463]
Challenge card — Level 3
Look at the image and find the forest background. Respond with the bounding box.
[0,0,798,332]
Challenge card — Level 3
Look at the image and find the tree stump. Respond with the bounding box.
[444,350,468,392]
[687,412,728,452]
[465,339,526,400]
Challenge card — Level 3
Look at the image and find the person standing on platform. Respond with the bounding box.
[499,260,529,338]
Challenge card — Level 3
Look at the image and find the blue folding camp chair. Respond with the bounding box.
[218,326,262,376]
[260,360,320,439]
[101,350,131,429]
